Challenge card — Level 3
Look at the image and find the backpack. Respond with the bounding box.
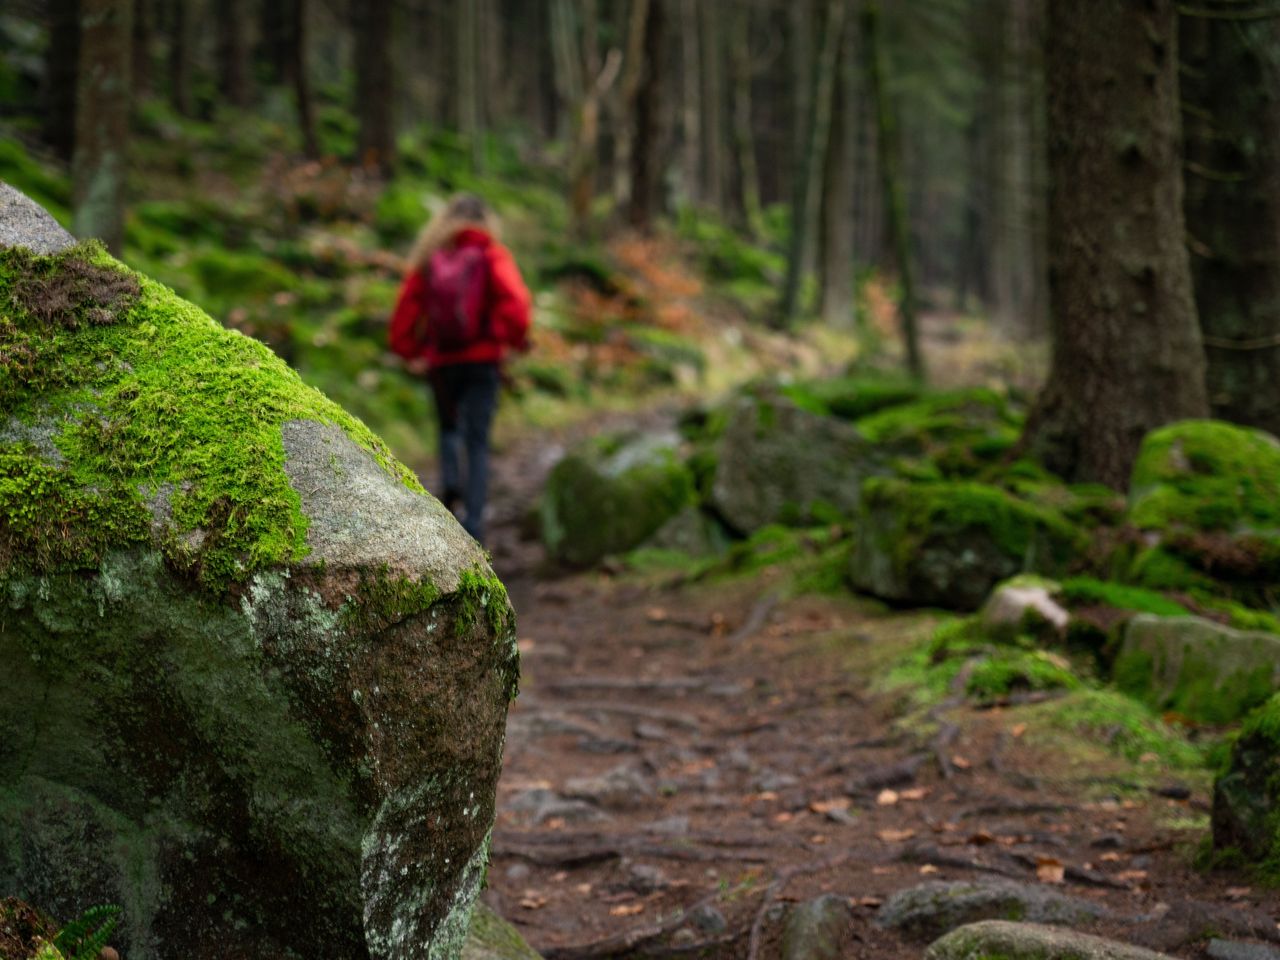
[418,245,490,352]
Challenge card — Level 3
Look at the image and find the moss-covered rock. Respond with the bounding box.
[710,388,885,534]
[541,431,694,567]
[1212,694,1280,873]
[0,189,518,960]
[462,904,543,960]
[1126,421,1280,597]
[1114,615,1280,724]
[876,881,1106,942]
[925,921,1175,960]
[849,479,1085,611]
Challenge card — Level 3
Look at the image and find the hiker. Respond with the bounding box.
[389,193,532,543]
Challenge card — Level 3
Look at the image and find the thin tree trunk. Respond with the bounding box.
[74,0,132,254]
[1182,11,1280,435]
[698,0,726,214]
[820,16,857,329]
[728,0,762,231]
[613,0,652,210]
[863,0,922,377]
[288,0,320,159]
[626,0,665,231]
[45,0,81,162]
[680,0,701,206]
[132,0,151,98]
[168,0,193,116]
[217,0,251,107]
[458,0,483,171]
[567,1,621,238]
[355,0,395,175]
[1021,0,1207,488]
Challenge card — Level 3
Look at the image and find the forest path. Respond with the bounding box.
[432,409,1271,959]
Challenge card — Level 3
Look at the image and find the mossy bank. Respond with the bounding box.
[0,191,518,960]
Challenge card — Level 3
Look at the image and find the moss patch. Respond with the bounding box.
[1212,693,1280,879]
[0,243,417,591]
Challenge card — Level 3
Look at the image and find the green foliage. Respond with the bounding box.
[1057,577,1189,617]
[781,374,921,422]
[53,904,119,960]
[965,649,1080,701]
[1026,688,1206,769]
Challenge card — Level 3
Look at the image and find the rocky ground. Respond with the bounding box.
[426,413,1280,960]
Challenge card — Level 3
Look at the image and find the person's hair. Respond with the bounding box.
[407,193,499,271]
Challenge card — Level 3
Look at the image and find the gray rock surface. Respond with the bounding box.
[876,880,1107,941]
[1207,940,1280,960]
[0,183,75,253]
[925,921,1174,960]
[462,904,544,960]
[782,894,854,960]
[981,576,1069,641]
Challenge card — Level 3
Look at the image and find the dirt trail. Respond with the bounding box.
[444,413,1274,959]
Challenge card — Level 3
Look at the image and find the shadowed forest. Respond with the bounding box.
[2,1,1280,959]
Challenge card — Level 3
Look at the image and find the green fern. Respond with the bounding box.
[53,904,120,960]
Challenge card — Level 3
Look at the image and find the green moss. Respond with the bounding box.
[1026,688,1205,769]
[965,650,1080,701]
[1125,546,1220,593]
[0,243,418,591]
[853,388,1022,477]
[781,375,921,422]
[1130,420,1280,533]
[1191,596,1280,634]
[1057,577,1189,617]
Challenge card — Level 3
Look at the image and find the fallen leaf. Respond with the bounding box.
[809,798,852,814]
[1138,752,1160,764]
[1226,887,1251,899]
[544,817,566,831]
[877,828,917,843]
[520,893,548,910]
[645,607,668,622]
[968,830,996,846]
[551,871,569,882]
[1010,723,1028,738]
[1036,857,1065,884]
[951,755,972,770]
[1100,852,1125,863]
[809,834,829,844]
[575,883,593,895]
[1115,869,1149,886]
[774,811,794,824]
[610,903,645,917]
[858,896,884,907]
[919,864,940,875]
[877,789,900,806]
[900,787,929,801]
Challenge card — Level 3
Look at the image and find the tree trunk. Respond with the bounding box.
[779,0,847,327]
[1182,12,1280,436]
[625,0,664,231]
[698,0,727,214]
[727,0,761,231]
[863,0,922,377]
[168,0,193,116]
[458,0,484,171]
[613,0,652,211]
[132,0,151,98]
[1021,0,1207,488]
[45,0,81,162]
[286,0,320,159]
[820,16,857,329]
[354,0,395,175]
[73,0,132,254]
[679,0,700,206]
[216,0,251,107]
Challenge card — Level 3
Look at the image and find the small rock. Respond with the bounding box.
[576,736,639,755]
[507,788,610,825]
[1090,833,1125,849]
[782,894,854,960]
[1206,940,1280,960]
[877,880,1107,941]
[564,765,654,811]
[626,863,669,894]
[926,921,1174,960]
[981,578,1069,641]
[647,815,691,836]
[754,771,800,791]
[505,863,531,882]
[687,904,728,935]
[634,722,668,741]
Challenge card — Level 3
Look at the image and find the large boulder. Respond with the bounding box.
[1212,693,1280,867]
[709,389,883,534]
[849,479,1084,611]
[540,431,694,567]
[1114,615,1280,724]
[876,880,1106,942]
[462,904,543,960]
[0,190,519,960]
[1126,421,1280,597]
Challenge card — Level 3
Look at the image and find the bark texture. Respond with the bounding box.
[44,0,81,162]
[355,0,396,175]
[1023,0,1207,488]
[73,0,132,254]
[625,0,665,231]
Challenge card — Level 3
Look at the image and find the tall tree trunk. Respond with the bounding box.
[863,0,922,377]
[625,0,665,231]
[1023,0,1050,339]
[168,0,193,116]
[458,0,484,171]
[819,15,857,329]
[1182,13,1280,436]
[679,0,701,206]
[613,0,652,211]
[45,0,81,162]
[698,0,726,214]
[779,0,847,327]
[567,1,621,238]
[354,0,396,175]
[728,0,762,233]
[287,0,320,159]
[217,0,251,107]
[132,0,151,98]
[1021,0,1207,488]
[74,0,132,254]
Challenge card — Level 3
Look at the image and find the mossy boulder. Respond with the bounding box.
[541,431,694,567]
[1126,421,1280,596]
[877,881,1106,942]
[1212,694,1280,871]
[849,479,1085,611]
[709,389,884,534]
[0,190,518,960]
[462,904,543,960]
[1114,615,1280,724]
[925,921,1174,960]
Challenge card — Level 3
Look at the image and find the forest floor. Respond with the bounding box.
[411,407,1279,960]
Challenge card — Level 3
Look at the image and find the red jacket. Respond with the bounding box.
[389,228,532,367]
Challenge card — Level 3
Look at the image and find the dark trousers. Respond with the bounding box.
[429,363,500,543]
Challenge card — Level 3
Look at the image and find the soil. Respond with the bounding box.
[449,409,1280,960]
